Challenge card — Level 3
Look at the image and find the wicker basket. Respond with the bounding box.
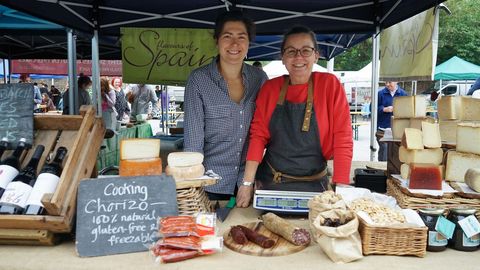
[358,216,427,257]
[176,186,213,215]
[387,179,480,219]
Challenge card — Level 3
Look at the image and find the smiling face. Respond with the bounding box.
[216,21,249,66]
[113,78,122,88]
[281,33,319,85]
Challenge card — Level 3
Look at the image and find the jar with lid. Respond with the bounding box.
[418,208,447,251]
[447,208,480,251]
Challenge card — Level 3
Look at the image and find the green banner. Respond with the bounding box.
[380,8,437,81]
[121,27,217,85]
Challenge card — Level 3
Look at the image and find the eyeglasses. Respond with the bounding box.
[282,46,316,58]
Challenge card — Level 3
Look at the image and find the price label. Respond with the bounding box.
[458,215,480,238]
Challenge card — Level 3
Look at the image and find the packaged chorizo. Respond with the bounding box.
[158,213,217,238]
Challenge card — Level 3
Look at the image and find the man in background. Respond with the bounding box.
[376,81,407,161]
[467,77,480,95]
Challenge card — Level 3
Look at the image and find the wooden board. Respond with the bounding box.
[223,222,307,257]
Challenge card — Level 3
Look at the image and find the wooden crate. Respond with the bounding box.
[0,106,105,245]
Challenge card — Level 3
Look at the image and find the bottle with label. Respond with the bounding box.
[0,138,27,198]
[447,208,480,251]
[0,144,45,214]
[418,208,447,251]
[24,147,68,215]
[0,137,9,160]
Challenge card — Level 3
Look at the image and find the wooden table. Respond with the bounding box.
[350,111,367,140]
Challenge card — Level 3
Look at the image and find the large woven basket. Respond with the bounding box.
[176,186,213,216]
[358,216,427,257]
[387,179,480,219]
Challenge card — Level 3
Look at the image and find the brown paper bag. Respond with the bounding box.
[312,209,363,263]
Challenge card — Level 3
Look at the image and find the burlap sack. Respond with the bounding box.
[312,209,363,263]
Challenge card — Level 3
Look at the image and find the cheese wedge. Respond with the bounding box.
[400,163,410,179]
[166,164,205,181]
[421,122,441,148]
[392,117,410,140]
[456,123,480,155]
[399,146,443,165]
[120,139,160,160]
[119,158,163,176]
[445,151,480,182]
[437,96,462,120]
[408,163,442,190]
[409,117,435,130]
[167,152,204,167]
[401,128,424,150]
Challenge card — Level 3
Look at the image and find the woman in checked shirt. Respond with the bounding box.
[184,10,268,202]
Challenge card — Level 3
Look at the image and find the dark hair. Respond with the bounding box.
[78,73,92,89]
[100,77,110,95]
[213,10,255,41]
[252,61,262,68]
[281,25,319,52]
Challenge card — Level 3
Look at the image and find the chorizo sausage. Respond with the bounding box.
[229,226,248,245]
[237,225,275,248]
[261,212,311,246]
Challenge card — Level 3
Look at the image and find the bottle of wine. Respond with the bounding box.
[0,137,9,161]
[0,138,27,198]
[24,147,68,215]
[0,145,45,214]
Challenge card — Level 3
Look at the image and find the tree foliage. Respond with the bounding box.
[326,38,372,71]
[438,0,480,65]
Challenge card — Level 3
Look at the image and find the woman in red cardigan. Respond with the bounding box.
[237,25,353,207]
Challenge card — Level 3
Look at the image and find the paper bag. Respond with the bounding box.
[308,191,346,239]
[312,209,363,263]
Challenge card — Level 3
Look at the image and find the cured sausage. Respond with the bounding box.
[229,226,248,245]
[261,212,311,246]
[237,225,275,248]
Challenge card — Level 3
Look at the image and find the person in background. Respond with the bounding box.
[184,10,268,201]
[41,93,56,112]
[238,25,352,207]
[376,81,407,161]
[19,74,42,109]
[111,77,130,123]
[62,73,92,115]
[361,96,371,120]
[49,85,62,107]
[466,77,480,95]
[39,82,49,95]
[100,77,117,131]
[127,84,158,120]
[252,61,263,70]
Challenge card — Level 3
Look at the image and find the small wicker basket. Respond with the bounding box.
[358,216,427,257]
[176,186,213,215]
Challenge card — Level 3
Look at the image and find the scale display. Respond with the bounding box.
[253,190,321,213]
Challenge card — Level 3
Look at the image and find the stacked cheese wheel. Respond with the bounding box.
[119,138,162,176]
[166,152,205,181]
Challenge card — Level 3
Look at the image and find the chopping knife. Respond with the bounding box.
[216,197,236,222]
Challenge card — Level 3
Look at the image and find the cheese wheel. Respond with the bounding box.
[120,138,160,160]
[166,164,205,181]
[398,146,443,165]
[465,168,480,192]
[460,97,480,121]
[119,158,162,176]
[438,96,462,120]
[391,117,410,140]
[167,152,204,167]
[456,123,480,155]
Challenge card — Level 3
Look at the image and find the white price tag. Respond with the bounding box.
[458,215,480,238]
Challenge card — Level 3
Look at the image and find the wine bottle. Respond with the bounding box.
[0,137,9,161]
[24,147,68,215]
[0,138,27,198]
[0,145,45,214]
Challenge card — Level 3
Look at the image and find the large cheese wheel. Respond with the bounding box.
[437,96,462,120]
[167,152,204,167]
[456,123,480,155]
[398,146,443,165]
[166,164,205,181]
[119,158,162,176]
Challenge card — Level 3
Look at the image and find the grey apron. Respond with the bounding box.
[256,76,329,192]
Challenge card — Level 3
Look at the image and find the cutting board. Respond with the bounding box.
[223,222,308,256]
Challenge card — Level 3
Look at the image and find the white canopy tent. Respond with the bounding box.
[263,60,328,79]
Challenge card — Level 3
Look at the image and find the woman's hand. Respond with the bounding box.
[236,185,254,208]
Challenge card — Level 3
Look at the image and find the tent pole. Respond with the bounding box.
[327,58,334,73]
[67,29,78,115]
[91,30,101,117]
[370,27,380,162]
[7,58,12,83]
[2,59,6,84]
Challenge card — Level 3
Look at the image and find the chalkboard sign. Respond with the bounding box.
[0,83,34,149]
[75,175,178,257]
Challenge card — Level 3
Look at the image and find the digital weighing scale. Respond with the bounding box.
[253,190,322,213]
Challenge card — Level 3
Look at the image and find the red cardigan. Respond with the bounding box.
[246,72,353,184]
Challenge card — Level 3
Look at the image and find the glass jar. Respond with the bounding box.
[447,208,480,251]
[418,208,447,251]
